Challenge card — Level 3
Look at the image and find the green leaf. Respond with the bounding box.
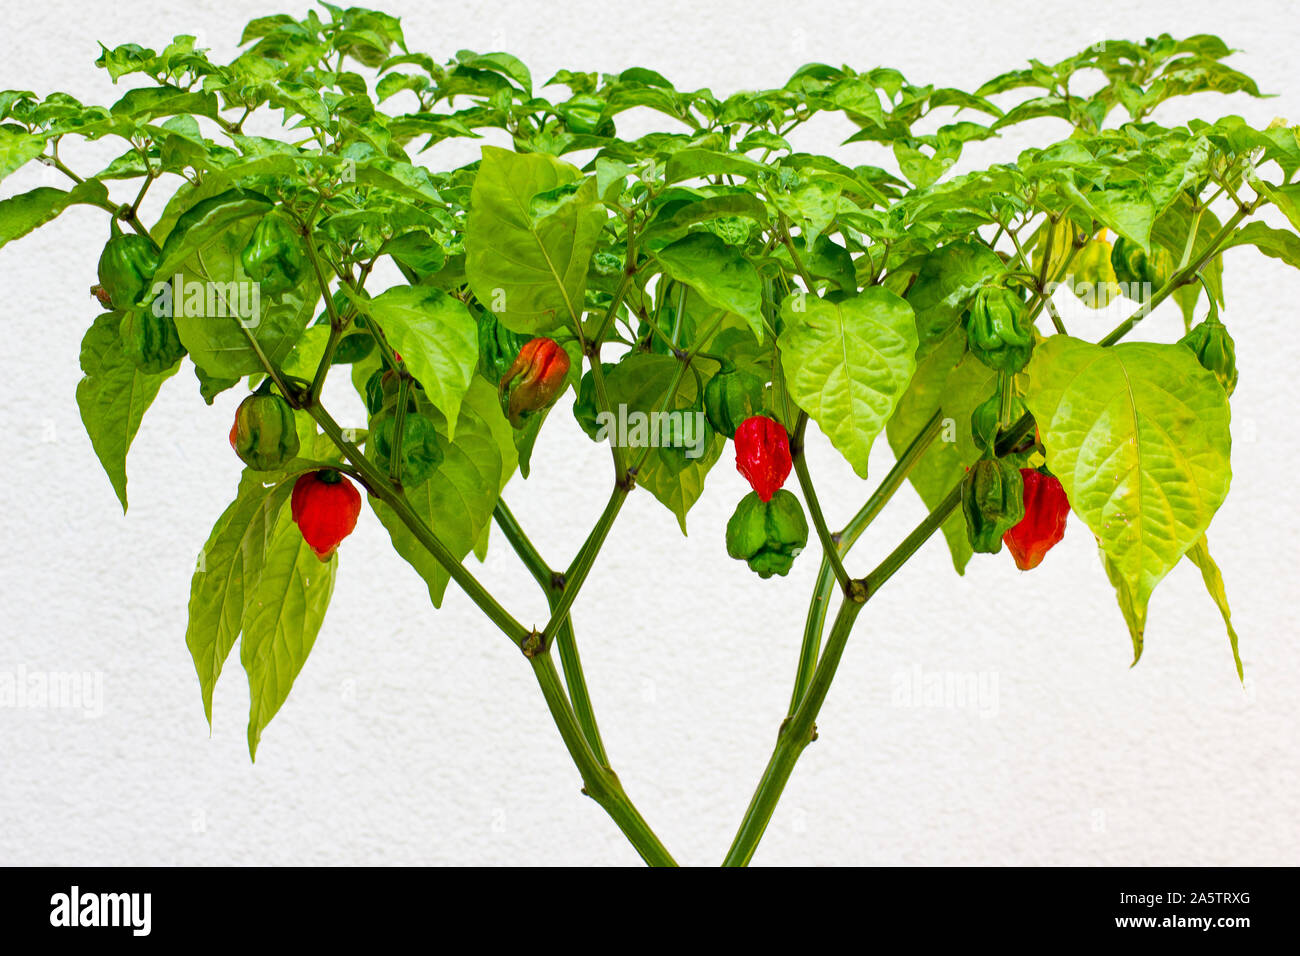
[74,312,179,511]
[0,179,109,249]
[1024,336,1232,663]
[464,146,605,335]
[240,502,337,760]
[185,476,293,726]
[652,232,765,342]
[0,126,46,181]
[1221,221,1300,268]
[370,379,515,606]
[361,286,478,439]
[779,288,919,479]
[602,353,722,532]
[168,223,317,379]
[1185,536,1243,681]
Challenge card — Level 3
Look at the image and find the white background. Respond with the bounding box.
[1,0,1298,866]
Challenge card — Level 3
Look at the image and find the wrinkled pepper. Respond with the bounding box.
[97,231,161,311]
[119,308,187,374]
[1180,318,1238,396]
[499,337,570,428]
[229,391,300,471]
[370,408,444,487]
[704,366,765,438]
[1003,468,1070,570]
[734,415,792,502]
[966,286,1034,373]
[961,455,1025,554]
[241,211,306,296]
[1111,237,1177,299]
[725,489,809,578]
[291,469,362,561]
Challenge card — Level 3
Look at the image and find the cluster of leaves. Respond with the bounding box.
[2,6,1295,757]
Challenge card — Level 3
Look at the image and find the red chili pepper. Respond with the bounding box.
[1003,468,1070,570]
[291,469,362,561]
[499,337,570,427]
[734,415,792,502]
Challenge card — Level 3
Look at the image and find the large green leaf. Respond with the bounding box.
[240,503,337,760]
[361,286,478,439]
[370,379,516,606]
[74,311,179,511]
[779,288,919,479]
[169,224,317,379]
[464,146,605,334]
[1024,336,1232,662]
[652,232,765,342]
[185,477,293,726]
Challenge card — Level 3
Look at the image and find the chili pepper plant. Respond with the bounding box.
[1,6,1289,865]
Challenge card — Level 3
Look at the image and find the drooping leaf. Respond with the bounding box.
[74,311,179,511]
[1024,336,1232,663]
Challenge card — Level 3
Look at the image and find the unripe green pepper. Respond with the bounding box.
[477,309,528,383]
[704,367,765,438]
[370,408,444,487]
[241,211,305,296]
[229,391,300,471]
[556,95,608,135]
[725,489,809,579]
[119,309,187,374]
[97,232,161,311]
[1180,318,1238,396]
[961,455,1025,554]
[966,286,1033,373]
[970,392,1027,453]
[657,395,713,475]
[1111,237,1177,300]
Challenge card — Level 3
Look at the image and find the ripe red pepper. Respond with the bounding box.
[1003,468,1070,570]
[291,469,362,561]
[734,415,792,502]
[499,337,570,427]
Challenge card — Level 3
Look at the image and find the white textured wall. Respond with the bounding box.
[1,0,1298,866]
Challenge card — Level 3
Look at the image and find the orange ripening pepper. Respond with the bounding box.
[499,337,570,428]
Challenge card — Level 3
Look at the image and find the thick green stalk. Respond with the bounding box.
[788,408,943,714]
[724,597,865,866]
[531,653,676,866]
[493,500,609,765]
